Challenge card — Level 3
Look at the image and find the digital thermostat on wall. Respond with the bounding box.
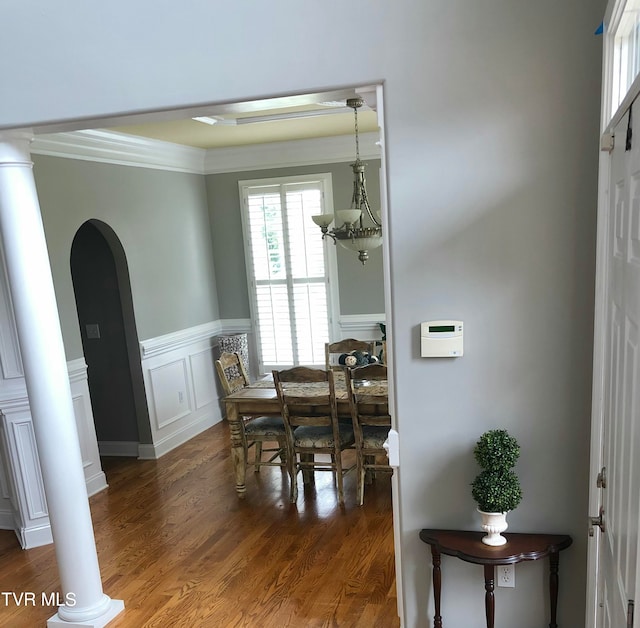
[420,320,463,357]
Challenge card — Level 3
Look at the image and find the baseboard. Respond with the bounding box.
[85,471,108,497]
[98,441,140,457]
[137,413,221,460]
[18,522,53,549]
[137,443,156,460]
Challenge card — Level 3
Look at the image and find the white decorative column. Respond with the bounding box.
[0,130,123,627]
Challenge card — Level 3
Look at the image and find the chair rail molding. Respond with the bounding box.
[338,313,386,339]
[218,318,252,335]
[140,320,224,360]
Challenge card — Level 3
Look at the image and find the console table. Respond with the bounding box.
[419,529,573,628]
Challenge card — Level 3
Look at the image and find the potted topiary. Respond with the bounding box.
[471,429,522,546]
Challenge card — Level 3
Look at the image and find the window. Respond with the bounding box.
[611,0,640,112]
[240,174,337,372]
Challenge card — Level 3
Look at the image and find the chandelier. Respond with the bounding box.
[312,97,382,265]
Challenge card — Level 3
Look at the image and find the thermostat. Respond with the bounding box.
[421,320,463,357]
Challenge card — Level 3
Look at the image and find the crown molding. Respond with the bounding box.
[29,129,380,175]
[203,132,380,174]
[31,129,207,174]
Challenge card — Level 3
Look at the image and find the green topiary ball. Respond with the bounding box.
[471,469,522,513]
[473,429,520,471]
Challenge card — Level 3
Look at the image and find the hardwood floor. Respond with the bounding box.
[0,422,399,627]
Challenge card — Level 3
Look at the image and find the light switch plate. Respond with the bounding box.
[86,323,101,339]
[383,429,399,467]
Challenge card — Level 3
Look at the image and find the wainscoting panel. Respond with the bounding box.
[149,359,192,430]
[12,420,47,520]
[0,400,52,548]
[68,358,107,497]
[0,420,20,530]
[0,423,15,532]
[0,359,106,547]
[190,349,216,410]
[140,322,224,459]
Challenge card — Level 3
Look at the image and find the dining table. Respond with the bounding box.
[223,370,388,497]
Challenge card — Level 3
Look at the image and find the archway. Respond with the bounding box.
[70,219,151,456]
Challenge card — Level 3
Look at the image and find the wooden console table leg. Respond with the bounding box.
[549,551,560,628]
[430,547,443,628]
[483,564,495,628]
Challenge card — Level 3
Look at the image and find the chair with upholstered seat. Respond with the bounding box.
[215,351,287,472]
[325,338,375,371]
[273,366,355,506]
[345,363,392,505]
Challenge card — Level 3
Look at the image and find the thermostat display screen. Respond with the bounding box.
[429,325,455,333]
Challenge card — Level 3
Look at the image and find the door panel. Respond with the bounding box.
[596,111,640,627]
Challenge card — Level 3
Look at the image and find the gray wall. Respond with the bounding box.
[33,156,220,359]
[1,1,604,625]
[32,153,384,363]
[205,160,384,320]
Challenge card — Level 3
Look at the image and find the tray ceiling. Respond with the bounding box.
[108,88,379,149]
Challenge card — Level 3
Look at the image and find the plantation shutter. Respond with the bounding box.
[243,178,331,370]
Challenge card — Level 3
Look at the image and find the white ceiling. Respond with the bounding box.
[107,87,379,149]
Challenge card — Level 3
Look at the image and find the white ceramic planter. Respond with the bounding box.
[477,509,509,546]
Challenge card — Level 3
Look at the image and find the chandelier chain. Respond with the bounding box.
[354,103,360,161]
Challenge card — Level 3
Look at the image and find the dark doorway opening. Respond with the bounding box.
[71,220,150,456]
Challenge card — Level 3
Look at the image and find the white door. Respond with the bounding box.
[588,110,640,628]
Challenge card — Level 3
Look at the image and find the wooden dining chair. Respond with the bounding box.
[215,351,287,472]
[345,363,392,505]
[273,366,355,507]
[324,338,375,370]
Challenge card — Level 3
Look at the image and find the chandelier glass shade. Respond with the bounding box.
[311,97,382,265]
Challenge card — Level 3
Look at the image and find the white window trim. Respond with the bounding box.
[238,173,340,374]
[602,0,640,132]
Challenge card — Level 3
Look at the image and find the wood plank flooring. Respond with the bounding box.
[0,422,399,627]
